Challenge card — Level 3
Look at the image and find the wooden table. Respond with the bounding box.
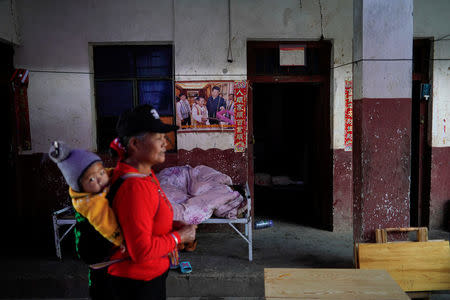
[264,268,409,299]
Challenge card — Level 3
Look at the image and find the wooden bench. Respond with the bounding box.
[264,268,409,299]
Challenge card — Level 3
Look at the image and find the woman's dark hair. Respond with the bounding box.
[108,135,139,160]
[117,133,150,153]
[109,146,120,159]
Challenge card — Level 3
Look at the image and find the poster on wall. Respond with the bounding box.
[344,79,353,152]
[279,45,305,66]
[175,80,248,151]
[175,81,236,131]
[160,116,176,151]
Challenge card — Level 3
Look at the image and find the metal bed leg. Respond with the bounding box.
[201,183,254,261]
[245,182,253,261]
[248,215,253,261]
[53,214,62,260]
[52,206,76,260]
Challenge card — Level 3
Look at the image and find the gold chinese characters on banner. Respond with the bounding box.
[344,80,353,151]
[233,81,248,152]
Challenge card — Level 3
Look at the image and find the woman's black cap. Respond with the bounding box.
[116,104,179,138]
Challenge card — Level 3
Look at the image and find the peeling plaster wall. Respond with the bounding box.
[26,72,93,148]
[173,0,242,150]
[231,0,353,150]
[13,0,173,152]
[10,0,356,233]
[10,0,448,152]
[430,40,450,148]
[174,0,241,82]
[0,0,20,44]
[174,0,353,151]
[9,0,449,232]
[177,132,234,151]
[414,0,450,229]
[414,0,450,148]
[324,0,353,150]
[13,0,354,153]
[352,0,414,240]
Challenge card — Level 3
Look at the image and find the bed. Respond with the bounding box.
[53,164,253,261]
[156,165,253,261]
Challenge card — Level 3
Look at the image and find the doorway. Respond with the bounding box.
[0,41,16,242]
[247,41,333,230]
[253,83,321,226]
[410,39,432,227]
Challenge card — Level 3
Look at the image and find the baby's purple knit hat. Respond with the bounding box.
[48,141,101,192]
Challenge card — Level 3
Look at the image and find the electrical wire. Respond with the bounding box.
[434,34,449,42]
[318,0,324,40]
[227,0,233,63]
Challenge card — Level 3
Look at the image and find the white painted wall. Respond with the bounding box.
[324,0,353,149]
[0,0,20,44]
[414,0,450,148]
[353,0,413,118]
[14,0,173,152]
[10,0,449,152]
[178,132,234,151]
[430,39,450,147]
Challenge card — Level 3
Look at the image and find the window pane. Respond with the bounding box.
[94,46,135,79]
[97,116,119,152]
[94,45,174,152]
[138,80,173,115]
[135,45,172,77]
[96,81,134,117]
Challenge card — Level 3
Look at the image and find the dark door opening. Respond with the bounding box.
[253,82,331,229]
[247,40,333,230]
[410,39,431,227]
[1,41,16,242]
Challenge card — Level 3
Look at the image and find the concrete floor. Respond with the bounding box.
[1,219,449,299]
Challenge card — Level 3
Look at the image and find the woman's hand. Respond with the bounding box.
[177,224,197,244]
[172,220,188,230]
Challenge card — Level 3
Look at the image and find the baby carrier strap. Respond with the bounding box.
[75,172,150,267]
[107,173,147,206]
[87,172,163,269]
[107,172,161,213]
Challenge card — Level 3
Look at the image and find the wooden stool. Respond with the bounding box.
[356,227,450,297]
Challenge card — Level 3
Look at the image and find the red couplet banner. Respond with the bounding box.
[233,81,248,152]
[10,69,32,151]
[344,80,353,152]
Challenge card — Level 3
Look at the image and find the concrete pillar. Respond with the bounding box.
[352,0,413,242]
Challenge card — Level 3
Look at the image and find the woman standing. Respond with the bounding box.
[107,104,196,299]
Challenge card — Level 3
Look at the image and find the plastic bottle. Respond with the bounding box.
[254,220,273,229]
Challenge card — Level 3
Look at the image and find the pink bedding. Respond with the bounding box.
[156,165,245,224]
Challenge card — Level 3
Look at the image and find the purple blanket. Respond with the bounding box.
[156,165,245,224]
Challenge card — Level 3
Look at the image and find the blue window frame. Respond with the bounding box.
[93,45,174,151]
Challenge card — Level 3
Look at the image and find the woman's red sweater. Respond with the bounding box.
[107,162,180,281]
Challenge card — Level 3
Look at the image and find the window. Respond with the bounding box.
[93,45,174,152]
